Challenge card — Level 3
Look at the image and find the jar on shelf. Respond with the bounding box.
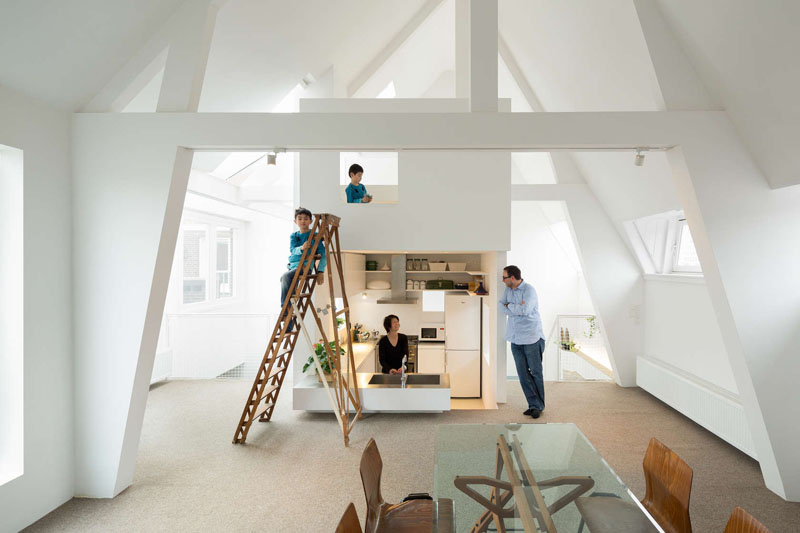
[406,279,413,290]
[420,280,427,290]
[421,258,429,271]
[406,258,414,271]
[413,280,420,290]
[414,258,421,271]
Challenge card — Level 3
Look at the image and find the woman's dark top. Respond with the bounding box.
[378,333,409,373]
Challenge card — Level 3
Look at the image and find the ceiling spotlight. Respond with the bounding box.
[362,292,368,300]
[634,148,648,167]
[267,152,277,165]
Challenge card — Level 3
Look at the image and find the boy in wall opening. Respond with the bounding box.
[280,207,325,331]
[345,163,372,203]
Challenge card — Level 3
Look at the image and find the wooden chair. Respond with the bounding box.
[723,507,770,533]
[360,438,434,533]
[640,437,693,533]
[575,437,692,533]
[336,502,363,533]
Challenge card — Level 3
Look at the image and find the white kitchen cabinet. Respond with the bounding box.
[418,344,446,374]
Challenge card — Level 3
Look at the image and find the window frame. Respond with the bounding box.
[179,211,245,311]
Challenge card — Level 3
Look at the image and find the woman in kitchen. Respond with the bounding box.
[378,314,409,374]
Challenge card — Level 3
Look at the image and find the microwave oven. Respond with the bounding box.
[420,323,445,342]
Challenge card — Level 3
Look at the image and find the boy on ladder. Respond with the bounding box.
[280,207,326,331]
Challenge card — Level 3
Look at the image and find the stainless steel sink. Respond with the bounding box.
[368,374,441,386]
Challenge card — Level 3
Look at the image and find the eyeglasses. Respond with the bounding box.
[502,276,511,280]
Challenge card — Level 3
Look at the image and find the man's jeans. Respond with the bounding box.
[511,339,546,411]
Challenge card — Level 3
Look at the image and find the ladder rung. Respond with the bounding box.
[296,293,312,298]
[268,365,287,378]
[254,401,275,419]
[251,384,279,405]
[335,307,349,316]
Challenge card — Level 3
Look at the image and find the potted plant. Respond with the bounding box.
[303,340,345,382]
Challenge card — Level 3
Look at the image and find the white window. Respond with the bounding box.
[625,210,703,276]
[181,215,242,306]
[673,220,702,273]
[1,145,24,485]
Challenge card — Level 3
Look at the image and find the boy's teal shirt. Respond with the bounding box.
[345,183,368,203]
[287,230,326,272]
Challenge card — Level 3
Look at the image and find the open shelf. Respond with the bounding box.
[405,271,478,274]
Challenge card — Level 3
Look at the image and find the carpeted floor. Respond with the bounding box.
[26,378,800,532]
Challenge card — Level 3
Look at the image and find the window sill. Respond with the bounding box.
[643,273,704,285]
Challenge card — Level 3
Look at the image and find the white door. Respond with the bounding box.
[447,349,481,397]
[418,344,446,374]
[445,295,480,350]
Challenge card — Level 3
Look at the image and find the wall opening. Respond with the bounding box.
[340,152,399,204]
[0,144,24,485]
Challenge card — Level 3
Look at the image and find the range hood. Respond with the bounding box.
[377,255,418,304]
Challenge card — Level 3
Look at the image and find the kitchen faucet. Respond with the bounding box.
[401,355,408,388]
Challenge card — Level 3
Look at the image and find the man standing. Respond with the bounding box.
[500,265,546,418]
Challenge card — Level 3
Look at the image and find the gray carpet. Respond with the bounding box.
[25,379,800,532]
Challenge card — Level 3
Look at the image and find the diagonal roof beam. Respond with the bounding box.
[498,34,543,112]
[347,0,445,97]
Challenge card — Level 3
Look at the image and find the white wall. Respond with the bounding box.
[643,278,736,393]
[0,86,73,532]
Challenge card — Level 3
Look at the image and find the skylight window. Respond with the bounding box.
[625,210,703,276]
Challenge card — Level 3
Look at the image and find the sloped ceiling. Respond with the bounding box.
[199,0,427,111]
[498,0,661,112]
[0,0,185,110]
[655,0,800,187]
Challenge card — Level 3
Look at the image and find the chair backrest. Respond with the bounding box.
[360,438,384,533]
[641,437,693,533]
[336,502,363,533]
[723,507,771,533]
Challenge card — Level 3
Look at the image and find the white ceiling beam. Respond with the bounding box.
[633,0,716,111]
[157,0,226,112]
[469,0,497,111]
[455,0,470,98]
[346,0,445,97]
[74,110,715,151]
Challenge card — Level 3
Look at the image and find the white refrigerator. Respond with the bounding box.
[445,295,481,398]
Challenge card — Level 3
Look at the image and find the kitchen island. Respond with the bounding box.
[293,372,451,413]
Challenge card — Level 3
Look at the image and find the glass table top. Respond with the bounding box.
[434,423,660,532]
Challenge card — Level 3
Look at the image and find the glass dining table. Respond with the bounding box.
[433,423,663,533]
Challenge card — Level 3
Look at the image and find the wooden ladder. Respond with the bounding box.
[232,213,362,445]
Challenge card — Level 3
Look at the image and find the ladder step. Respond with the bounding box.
[268,365,287,378]
[296,293,312,298]
[335,307,349,316]
[254,401,275,419]
[250,384,279,405]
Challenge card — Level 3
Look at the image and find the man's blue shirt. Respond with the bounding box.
[500,280,544,345]
[287,231,326,272]
[345,183,368,203]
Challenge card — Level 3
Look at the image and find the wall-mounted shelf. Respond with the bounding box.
[405,271,478,274]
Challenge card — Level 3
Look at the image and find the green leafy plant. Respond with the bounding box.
[585,316,599,339]
[337,317,344,328]
[303,340,345,375]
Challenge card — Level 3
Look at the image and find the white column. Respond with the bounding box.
[668,117,800,500]
[469,0,497,112]
[157,0,223,112]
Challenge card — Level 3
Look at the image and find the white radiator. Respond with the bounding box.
[151,349,173,384]
[636,356,756,459]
